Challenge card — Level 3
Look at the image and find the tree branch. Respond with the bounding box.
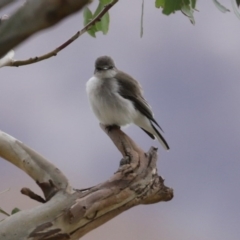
[0,0,92,57]
[7,0,118,67]
[0,130,72,200]
[0,125,173,240]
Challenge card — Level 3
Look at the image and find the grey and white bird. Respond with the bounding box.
[86,56,170,150]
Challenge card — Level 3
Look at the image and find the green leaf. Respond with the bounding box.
[83,2,111,37]
[11,208,21,215]
[155,0,197,24]
[87,26,97,38]
[0,208,10,216]
[100,0,112,4]
[83,7,96,37]
[155,0,197,14]
[155,0,165,8]
[212,0,230,13]
[93,3,104,31]
[93,2,104,18]
[83,7,93,25]
[100,12,110,34]
[94,3,105,31]
[181,3,195,24]
[93,2,110,34]
[191,0,197,9]
[162,0,182,15]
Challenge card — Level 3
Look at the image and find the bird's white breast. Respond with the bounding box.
[86,76,137,126]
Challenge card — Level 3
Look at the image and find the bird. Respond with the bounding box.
[86,56,170,150]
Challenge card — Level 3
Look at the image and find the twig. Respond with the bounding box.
[21,188,46,203]
[10,0,119,67]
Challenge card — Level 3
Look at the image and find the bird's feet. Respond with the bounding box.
[105,124,120,133]
[120,156,131,166]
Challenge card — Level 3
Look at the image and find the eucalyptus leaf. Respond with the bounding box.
[212,0,230,13]
[93,2,104,18]
[162,0,182,15]
[11,207,21,215]
[100,0,112,4]
[100,12,110,34]
[93,2,110,34]
[155,0,197,24]
[181,4,195,24]
[155,0,165,8]
[83,7,97,37]
[87,27,97,38]
[83,7,93,25]
[190,0,197,9]
[93,3,104,32]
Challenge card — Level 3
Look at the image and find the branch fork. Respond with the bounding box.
[0,124,173,240]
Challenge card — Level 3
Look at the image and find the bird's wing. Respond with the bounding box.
[115,71,163,131]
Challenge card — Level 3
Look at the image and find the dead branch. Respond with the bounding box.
[0,125,173,240]
[0,0,92,57]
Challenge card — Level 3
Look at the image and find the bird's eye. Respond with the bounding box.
[96,67,102,71]
[108,66,113,69]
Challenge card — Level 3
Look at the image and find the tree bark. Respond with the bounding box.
[0,124,173,240]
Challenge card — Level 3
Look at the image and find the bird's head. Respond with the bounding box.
[94,56,117,78]
[95,56,116,71]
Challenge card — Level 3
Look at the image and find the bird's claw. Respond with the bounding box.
[105,124,120,133]
[120,156,131,166]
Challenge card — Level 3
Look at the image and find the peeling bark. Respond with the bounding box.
[0,124,173,240]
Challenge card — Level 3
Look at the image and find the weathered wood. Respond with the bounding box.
[0,125,173,240]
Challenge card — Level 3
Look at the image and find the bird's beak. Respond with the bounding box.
[102,66,110,70]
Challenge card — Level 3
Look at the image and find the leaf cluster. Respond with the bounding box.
[83,0,111,37]
[83,0,240,38]
[155,0,197,24]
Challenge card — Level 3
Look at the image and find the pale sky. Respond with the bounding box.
[0,1,240,240]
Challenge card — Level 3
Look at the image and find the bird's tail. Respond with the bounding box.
[135,115,170,150]
[150,122,170,150]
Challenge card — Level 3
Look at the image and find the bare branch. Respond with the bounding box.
[100,124,143,157]
[0,0,91,57]
[8,0,119,67]
[0,126,173,240]
[0,130,72,200]
[21,188,46,203]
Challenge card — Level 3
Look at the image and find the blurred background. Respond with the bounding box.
[0,0,240,239]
